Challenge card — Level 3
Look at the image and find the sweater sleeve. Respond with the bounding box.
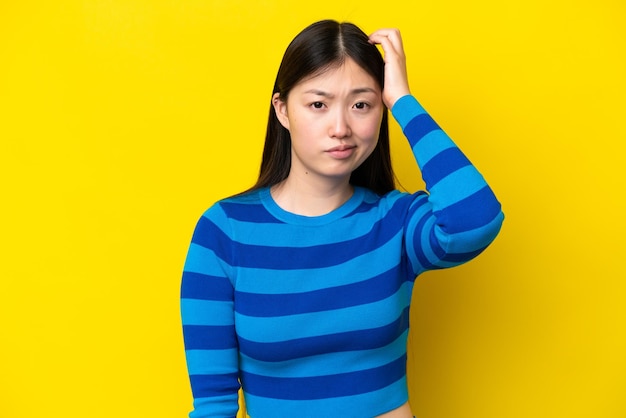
[180,204,240,418]
[391,95,504,275]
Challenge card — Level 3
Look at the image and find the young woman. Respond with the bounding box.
[181,20,504,418]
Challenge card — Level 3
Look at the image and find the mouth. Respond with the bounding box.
[326,144,356,159]
[326,144,356,152]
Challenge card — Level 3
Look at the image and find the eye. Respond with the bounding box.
[310,101,325,109]
[354,102,370,110]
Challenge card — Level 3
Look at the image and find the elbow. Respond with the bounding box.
[433,208,504,265]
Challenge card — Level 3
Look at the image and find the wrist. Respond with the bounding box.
[387,90,411,109]
[390,95,426,130]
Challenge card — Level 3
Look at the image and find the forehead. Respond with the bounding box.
[296,58,379,91]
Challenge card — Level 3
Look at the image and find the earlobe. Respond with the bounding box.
[272,93,290,130]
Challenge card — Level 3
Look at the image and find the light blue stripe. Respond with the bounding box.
[183,243,227,276]
[221,195,261,205]
[430,260,462,269]
[181,299,234,326]
[235,230,405,294]
[378,189,407,205]
[404,199,433,275]
[411,129,456,167]
[190,394,239,418]
[243,376,408,418]
[185,348,239,374]
[418,216,443,267]
[428,165,487,209]
[235,282,411,342]
[226,191,409,247]
[434,213,505,254]
[227,209,385,247]
[391,94,426,129]
[240,330,408,378]
[202,205,230,232]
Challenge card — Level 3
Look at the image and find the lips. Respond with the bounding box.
[326,144,356,159]
[327,144,355,152]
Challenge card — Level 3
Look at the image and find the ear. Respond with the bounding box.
[272,92,290,130]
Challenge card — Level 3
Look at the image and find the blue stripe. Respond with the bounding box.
[241,354,406,400]
[343,196,379,216]
[366,188,404,204]
[421,147,471,187]
[234,266,402,317]
[407,206,437,271]
[403,113,440,147]
[440,212,505,253]
[440,246,487,263]
[181,299,234,326]
[193,193,420,267]
[227,200,401,246]
[404,192,429,224]
[428,227,495,265]
[196,199,412,270]
[411,130,456,167]
[403,198,429,274]
[189,373,240,399]
[183,244,229,277]
[427,227,447,261]
[181,272,232,301]
[433,186,502,234]
[391,94,425,128]
[191,217,232,263]
[236,285,411,343]
[220,200,283,223]
[185,348,239,374]
[182,325,237,350]
[242,377,407,417]
[238,308,409,362]
[416,215,450,270]
[239,330,409,378]
[234,221,400,271]
[226,191,411,248]
[235,233,405,294]
[415,189,502,268]
[428,165,487,209]
[407,194,431,218]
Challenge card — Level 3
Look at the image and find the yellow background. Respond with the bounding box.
[1,1,624,417]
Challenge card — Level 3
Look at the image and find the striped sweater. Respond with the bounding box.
[181,95,504,418]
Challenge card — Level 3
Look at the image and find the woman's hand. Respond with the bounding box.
[369,28,411,109]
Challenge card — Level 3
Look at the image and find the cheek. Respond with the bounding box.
[358,116,383,145]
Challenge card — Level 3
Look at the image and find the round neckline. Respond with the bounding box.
[260,186,365,226]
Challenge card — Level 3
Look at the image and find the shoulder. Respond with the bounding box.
[358,187,428,217]
[200,188,275,226]
[206,189,262,212]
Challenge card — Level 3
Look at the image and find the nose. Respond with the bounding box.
[329,109,352,139]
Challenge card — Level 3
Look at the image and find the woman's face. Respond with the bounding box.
[273,58,383,186]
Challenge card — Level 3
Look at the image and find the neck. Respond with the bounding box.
[270,174,354,217]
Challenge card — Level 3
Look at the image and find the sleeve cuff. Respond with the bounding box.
[390,95,427,130]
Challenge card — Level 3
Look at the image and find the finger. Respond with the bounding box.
[369,35,399,64]
[369,36,404,65]
[369,28,404,55]
[374,36,398,62]
[369,28,400,39]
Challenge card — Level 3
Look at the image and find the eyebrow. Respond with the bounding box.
[304,87,378,98]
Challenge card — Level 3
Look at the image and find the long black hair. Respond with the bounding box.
[248,20,395,195]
